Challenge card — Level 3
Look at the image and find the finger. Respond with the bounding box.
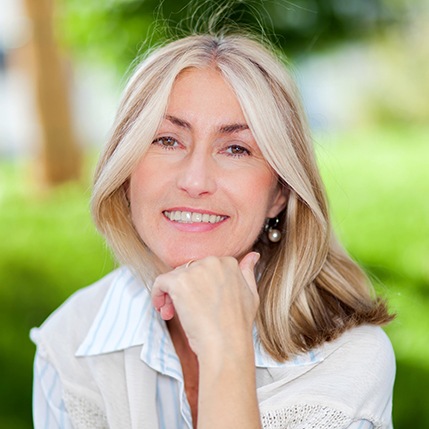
[152,273,178,320]
[174,259,197,270]
[152,290,166,312]
[159,294,175,320]
[239,252,260,294]
[152,290,176,319]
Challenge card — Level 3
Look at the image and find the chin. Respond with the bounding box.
[158,250,217,270]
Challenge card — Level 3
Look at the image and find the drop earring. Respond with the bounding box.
[265,217,282,243]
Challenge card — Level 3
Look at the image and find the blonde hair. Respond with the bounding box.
[92,33,393,361]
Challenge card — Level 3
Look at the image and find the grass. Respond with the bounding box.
[0,125,428,427]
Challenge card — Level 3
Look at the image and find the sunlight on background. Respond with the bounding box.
[1,0,428,427]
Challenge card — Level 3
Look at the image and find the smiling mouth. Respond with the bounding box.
[163,210,227,224]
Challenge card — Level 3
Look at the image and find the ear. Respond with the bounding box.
[266,185,288,218]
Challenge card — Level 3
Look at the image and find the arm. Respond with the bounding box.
[197,331,260,429]
[152,252,262,429]
[33,351,73,429]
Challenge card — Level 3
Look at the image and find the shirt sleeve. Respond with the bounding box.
[33,351,73,429]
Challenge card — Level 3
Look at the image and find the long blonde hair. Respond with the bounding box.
[92,33,393,361]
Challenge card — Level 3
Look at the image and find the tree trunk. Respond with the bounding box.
[23,0,81,185]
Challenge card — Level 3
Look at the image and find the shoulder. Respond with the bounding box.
[31,267,131,357]
[323,324,395,362]
[316,325,396,423]
[31,268,140,428]
[258,325,395,426]
[320,324,396,383]
[263,325,395,387]
[312,325,396,408]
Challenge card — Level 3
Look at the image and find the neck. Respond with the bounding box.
[167,316,194,357]
[167,316,199,427]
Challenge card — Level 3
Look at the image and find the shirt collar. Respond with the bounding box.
[76,267,323,369]
[76,267,155,356]
[253,328,324,368]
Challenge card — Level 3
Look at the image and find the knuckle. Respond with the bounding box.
[220,255,238,268]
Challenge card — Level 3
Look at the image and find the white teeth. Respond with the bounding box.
[181,212,192,222]
[164,210,225,224]
[192,212,202,222]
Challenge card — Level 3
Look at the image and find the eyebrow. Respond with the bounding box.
[166,115,191,129]
[219,123,249,133]
[165,114,249,134]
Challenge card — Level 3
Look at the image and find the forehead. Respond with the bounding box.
[166,68,247,124]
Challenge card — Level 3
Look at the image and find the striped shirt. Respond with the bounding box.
[32,267,376,428]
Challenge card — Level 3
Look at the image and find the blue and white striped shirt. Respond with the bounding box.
[32,267,376,429]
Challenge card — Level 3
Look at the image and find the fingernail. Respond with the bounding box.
[253,252,261,264]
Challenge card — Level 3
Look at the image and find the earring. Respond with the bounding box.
[265,217,282,243]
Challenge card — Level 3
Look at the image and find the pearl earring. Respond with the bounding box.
[265,217,282,243]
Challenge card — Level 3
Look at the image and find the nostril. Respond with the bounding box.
[176,157,217,197]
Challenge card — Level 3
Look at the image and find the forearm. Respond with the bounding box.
[197,339,261,429]
[152,255,262,427]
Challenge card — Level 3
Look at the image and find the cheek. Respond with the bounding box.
[129,171,153,229]
[129,162,158,202]
[245,173,278,211]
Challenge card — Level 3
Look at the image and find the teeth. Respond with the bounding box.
[191,212,202,222]
[164,210,225,224]
[181,212,192,222]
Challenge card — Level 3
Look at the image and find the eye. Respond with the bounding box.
[152,136,180,149]
[224,144,251,157]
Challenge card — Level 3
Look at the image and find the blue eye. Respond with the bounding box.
[225,145,251,157]
[152,136,180,149]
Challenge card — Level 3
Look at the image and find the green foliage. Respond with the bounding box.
[316,126,429,427]
[363,8,429,126]
[55,0,392,73]
[0,162,115,428]
[1,125,428,426]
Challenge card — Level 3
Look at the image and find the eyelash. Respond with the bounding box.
[224,145,251,158]
[152,136,180,149]
[152,137,251,157]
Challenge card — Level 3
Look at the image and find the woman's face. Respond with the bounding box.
[129,68,286,270]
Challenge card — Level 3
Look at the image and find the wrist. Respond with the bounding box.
[197,338,261,429]
[197,335,256,374]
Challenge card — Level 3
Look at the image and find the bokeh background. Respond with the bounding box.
[1,0,428,427]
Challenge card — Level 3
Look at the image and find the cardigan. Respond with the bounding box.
[31,267,395,428]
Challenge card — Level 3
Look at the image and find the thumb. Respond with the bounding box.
[239,252,260,294]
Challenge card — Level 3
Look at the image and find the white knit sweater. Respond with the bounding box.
[31,268,395,428]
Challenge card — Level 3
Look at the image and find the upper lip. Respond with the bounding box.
[163,207,228,217]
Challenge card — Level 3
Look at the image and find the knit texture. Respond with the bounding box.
[63,390,108,429]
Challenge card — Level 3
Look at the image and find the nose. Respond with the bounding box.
[176,149,217,198]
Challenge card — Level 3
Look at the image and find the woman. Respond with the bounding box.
[32,33,395,429]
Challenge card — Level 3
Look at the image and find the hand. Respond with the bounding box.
[151,252,260,357]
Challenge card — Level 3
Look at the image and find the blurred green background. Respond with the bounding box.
[1,0,428,427]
